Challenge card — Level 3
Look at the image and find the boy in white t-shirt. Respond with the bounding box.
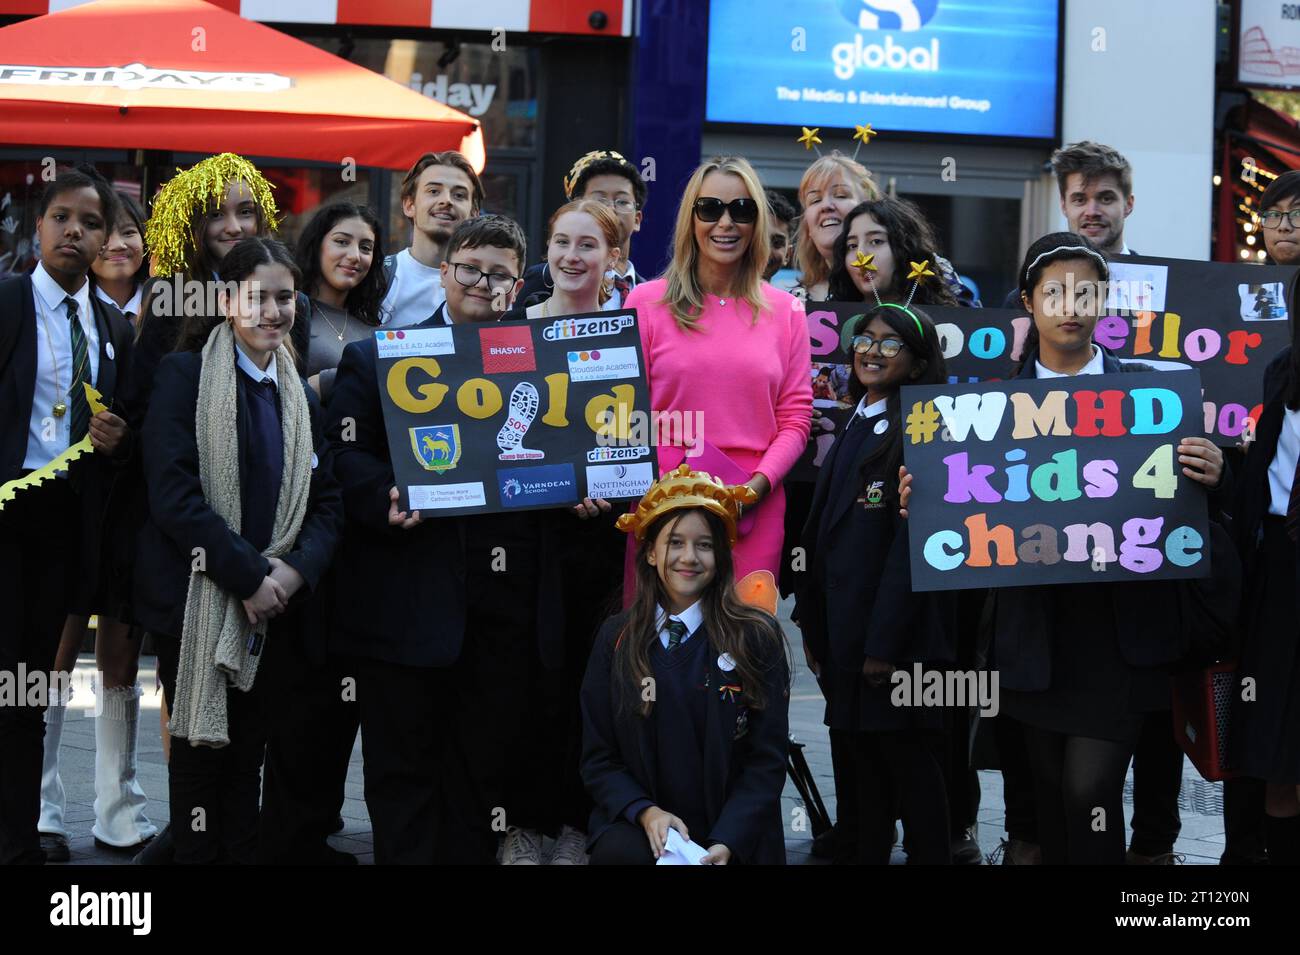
[381,150,484,327]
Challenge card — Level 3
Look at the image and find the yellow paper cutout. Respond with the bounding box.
[797,127,822,150]
[0,383,107,511]
[906,259,936,282]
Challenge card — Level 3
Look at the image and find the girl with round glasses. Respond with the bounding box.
[795,302,957,864]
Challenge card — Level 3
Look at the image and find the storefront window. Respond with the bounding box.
[299,35,539,151]
[258,165,374,252]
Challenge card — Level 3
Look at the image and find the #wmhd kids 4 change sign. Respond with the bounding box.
[705,0,1059,139]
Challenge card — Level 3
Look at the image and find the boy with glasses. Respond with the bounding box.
[327,215,574,864]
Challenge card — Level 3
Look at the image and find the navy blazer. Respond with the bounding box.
[579,612,790,865]
[133,350,342,640]
[0,273,134,482]
[795,409,956,673]
[989,346,1234,689]
[323,313,567,669]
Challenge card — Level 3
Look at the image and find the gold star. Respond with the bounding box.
[853,123,877,144]
[797,127,822,150]
[907,260,936,282]
[851,251,877,273]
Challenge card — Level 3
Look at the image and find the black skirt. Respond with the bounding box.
[1231,516,1300,784]
[1001,585,1164,744]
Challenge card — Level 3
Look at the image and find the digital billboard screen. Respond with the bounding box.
[705,0,1060,141]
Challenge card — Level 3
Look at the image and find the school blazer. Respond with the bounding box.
[989,347,1233,689]
[1232,347,1300,591]
[794,414,955,676]
[133,350,343,640]
[323,314,566,669]
[579,612,791,865]
[0,274,134,483]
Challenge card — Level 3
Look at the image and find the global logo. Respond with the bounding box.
[839,0,939,31]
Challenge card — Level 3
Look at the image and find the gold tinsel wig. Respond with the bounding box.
[145,153,279,276]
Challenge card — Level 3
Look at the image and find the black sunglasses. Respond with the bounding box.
[693,197,759,224]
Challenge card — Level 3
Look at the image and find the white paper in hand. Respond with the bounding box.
[656,827,710,865]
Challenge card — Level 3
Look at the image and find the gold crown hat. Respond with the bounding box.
[616,463,758,544]
[563,149,637,200]
[145,153,280,276]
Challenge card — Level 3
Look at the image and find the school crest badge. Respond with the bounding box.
[861,480,885,509]
[410,425,462,473]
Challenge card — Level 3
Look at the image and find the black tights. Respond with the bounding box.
[1022,725,1133,865]
[852,730,950,865]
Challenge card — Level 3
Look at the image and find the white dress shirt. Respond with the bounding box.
[655,599,704,649]
[235,343,280,388]
[851,395,889,421]
[24,263,101,469]
[1267,407,1300,517]
[1035,343,1105,379]
[94,281,144,321]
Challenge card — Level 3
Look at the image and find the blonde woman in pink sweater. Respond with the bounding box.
[624,156,812,581]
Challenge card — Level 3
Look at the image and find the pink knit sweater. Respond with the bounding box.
[625,279,813,486]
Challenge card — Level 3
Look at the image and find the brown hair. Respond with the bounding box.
[399,151,484,212]
[1051,141,1133,199]
[615,509,787,718]
[546,199,622,304]
[444,214,527,276]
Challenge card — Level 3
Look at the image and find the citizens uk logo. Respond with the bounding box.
[840,0,939,31]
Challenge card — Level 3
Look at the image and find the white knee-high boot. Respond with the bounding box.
[38,688,72,836]
[92,683,158,847]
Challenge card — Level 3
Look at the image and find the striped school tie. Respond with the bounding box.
[666,618,688,651]
[65,296,92,442]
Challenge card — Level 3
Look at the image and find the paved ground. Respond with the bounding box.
[49,597,1227,865]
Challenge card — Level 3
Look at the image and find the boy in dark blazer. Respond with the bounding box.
[0,168,133,864]
[326,215,571,864]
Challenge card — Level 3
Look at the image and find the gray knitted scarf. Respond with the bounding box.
[168,321,312,748]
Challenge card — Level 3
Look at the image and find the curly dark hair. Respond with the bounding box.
[295,201,387,326]
[826,197,956,306]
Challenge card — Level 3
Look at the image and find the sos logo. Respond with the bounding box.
[839,0,940,31]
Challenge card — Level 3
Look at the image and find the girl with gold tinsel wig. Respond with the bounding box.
[111,156,284,865]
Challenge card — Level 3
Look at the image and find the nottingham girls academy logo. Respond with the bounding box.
[0,63,291,92]
[832,0,942,79]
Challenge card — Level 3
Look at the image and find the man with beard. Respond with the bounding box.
[381,151,483,326]
[1053,140,1136,256]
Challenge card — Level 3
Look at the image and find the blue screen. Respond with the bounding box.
[706,0,1059,140]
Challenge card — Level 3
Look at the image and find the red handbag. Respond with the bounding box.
[1171,662,1238,782]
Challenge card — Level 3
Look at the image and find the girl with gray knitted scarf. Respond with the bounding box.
[134,238,342,864]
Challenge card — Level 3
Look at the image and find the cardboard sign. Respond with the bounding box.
[377,310,653,515]
[792,256,1294,480]
[900,371,1211,592]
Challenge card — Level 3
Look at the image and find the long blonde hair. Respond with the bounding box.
[796,153,879,289]
[547,198,622,305]
[660,156,770,331]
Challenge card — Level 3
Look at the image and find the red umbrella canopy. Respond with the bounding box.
[0,0,484,171]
